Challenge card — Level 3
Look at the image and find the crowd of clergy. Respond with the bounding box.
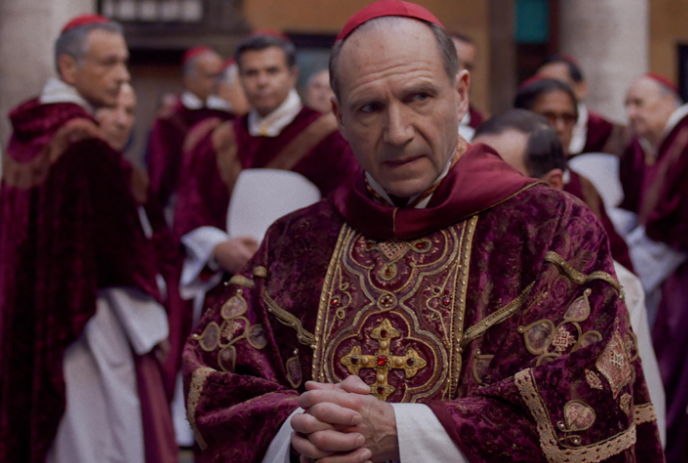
[0,1,686,462]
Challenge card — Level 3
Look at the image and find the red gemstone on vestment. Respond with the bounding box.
[377,385,385,394]
[377,356,387,366]
[442,297,451,306]
[380,329,387,338]
[351,356,359,364]
[416,243,424,249]
[407,358,415,366]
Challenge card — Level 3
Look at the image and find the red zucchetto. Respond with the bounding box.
[61,14,110,34]
[251,29,291,42]
[645,72,680,95]
[336,0,444,43]
[182,46,214,66]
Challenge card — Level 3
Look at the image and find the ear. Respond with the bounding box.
[541,168,565,191]
[289,65,300,88]
[331,96,348,141]
[455,69,470,120]
[58,54,79,86]
[576,80,588,102]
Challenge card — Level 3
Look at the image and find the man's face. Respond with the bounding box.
[333,19,469,198]
[625,78,676,142]
[184,52,223,102]
[529,90,577,155]
[537,62,586,101]
[62,29,130,108]
[474,129,529,175]
[239,46,297,117]
[95,83,136,151]
[452,38,477,74]
[306,70,334,114]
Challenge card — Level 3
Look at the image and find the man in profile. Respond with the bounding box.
[183,2,664,462]
[0,15,172,463]
[622,73,688,463]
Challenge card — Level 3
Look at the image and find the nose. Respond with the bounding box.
[256,71,268,87]
[115,62,130,84]
[384,102,414,147]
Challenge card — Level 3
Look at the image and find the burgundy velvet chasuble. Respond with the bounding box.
[620,113,688,463]
[183,143,664,462]
[563,170,634,273]
[579,111,632,158]
[146,98,233,208]
[0,100,162,462]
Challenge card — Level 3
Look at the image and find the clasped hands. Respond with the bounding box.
[291,375,399,463]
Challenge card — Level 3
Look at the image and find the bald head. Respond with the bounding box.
[183,50,223,101]
[625,76,682,146]
[329,16,458,99]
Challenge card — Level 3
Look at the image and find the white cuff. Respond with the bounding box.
[627,226,687,292]
[261,408,303,463]
[99,287,169,355]
[392,403,467,463]
[179,226,228,307]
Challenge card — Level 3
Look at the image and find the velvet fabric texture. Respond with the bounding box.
[146,99,233,208]
[620,114,688,463]
[0,100,162,463]
[173,106,358,242]
[183,145,664,462]
[564,169,634,273]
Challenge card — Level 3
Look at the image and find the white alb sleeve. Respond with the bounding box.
[392,403,468,463]
[626,226,687,293]
[261,408,303,463]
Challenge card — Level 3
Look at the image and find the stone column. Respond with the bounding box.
[0,0,95,145]
[558,0,649,122]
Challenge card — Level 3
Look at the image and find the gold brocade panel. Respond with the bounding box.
[311,216,478,402]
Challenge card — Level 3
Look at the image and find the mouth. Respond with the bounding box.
[384,155,423,168]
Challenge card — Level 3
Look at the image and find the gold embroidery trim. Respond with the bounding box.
[253,266,268,278]
[312,224,351,382]
[633,403,657,425]
[544,251,621,292]
[263,291,316,347]
[229,274,255,288]
[515,368,636,462]
[186,367,214,451]
[462,281,536,347]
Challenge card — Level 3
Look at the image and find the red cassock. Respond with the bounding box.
[146,98,232,207]
[564,170,635,273]
[577,111,632,157]
[182,143,664,462]
[0,100,173,463]
[467,104,486,130]
[620,113,688,463]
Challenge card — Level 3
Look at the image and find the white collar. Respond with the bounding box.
[460,110,471,125]
[180,91,205,110]
[248,89,302,137]
[206,94,233,112]
[39,77,94,114]
[365,152,455,209]
[569,103,588,155]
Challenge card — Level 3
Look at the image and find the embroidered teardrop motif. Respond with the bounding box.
[564,400,596,431]
[196,322,221,352]
[218,345,237,373]
[246,324,268,350]
[221,293,247,320]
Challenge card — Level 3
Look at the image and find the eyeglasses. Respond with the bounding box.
[540,112,577,126]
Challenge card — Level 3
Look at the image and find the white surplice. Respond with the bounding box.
[40,79,170,462]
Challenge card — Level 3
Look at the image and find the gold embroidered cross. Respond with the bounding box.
[340,319,427,401]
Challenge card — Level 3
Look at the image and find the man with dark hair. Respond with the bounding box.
[621,73,688,463]
[146,46,230,221]
[515,79,635,272]
[183,2,663,462]
[450,32,486,136]
[0,15,174,463]
[537,55,631,157]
